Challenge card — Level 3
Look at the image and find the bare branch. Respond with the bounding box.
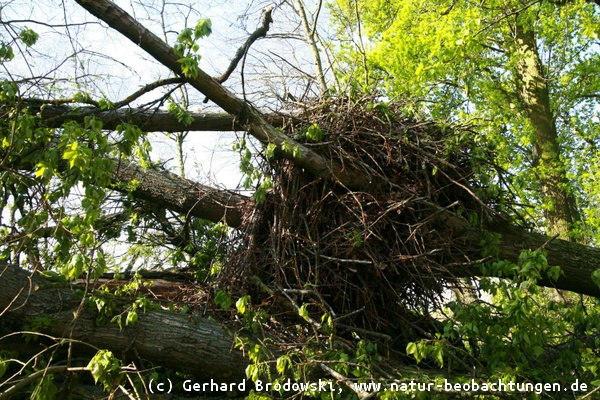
[73,0,372,190]
[293,0,329,94]
[216,7,274,84]
[12,101,289,132]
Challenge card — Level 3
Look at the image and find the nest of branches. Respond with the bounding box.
[223,98,504,336]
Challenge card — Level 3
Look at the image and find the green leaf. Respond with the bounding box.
[236,295,251,315]
[305,123,323,142]
[432,347,444,367]
[298,303,310,321]
[406,342,422,363]
[276,355,290,374]
[592,269,600,289]
[87,350,122,391]
[214,290,232,310]
[265,142,276,159]
[126,310,138,326]
[0,44,14,61]
[195,19,212,38]
[253,186,267,203]
[19,28,39,46]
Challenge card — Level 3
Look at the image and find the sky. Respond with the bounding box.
[1,0,329,191]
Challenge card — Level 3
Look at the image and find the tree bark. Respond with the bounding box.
[112,161,251,228]
[513,19,580,239]
[0,263,248,382]
[30,104,287,133]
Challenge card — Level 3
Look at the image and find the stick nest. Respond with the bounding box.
[223,98,505,335]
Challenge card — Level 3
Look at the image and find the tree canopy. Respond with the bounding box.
[332,0,600,241]
[1,1,600,399]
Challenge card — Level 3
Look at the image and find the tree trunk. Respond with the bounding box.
[513,18,580,239]
[0,263,248,382]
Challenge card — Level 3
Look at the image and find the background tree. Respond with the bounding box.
[331,0,599,241]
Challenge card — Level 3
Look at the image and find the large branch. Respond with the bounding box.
[1,149,252,228]
[112,161,251,228]
[489,223,600,297]
[0,263,248,381]
[32,104,287,132]
[74,0,372,190]
[111,163,600,297]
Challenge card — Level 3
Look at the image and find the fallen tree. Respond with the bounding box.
[0,263,248,382]
[3,98,600,397]
[2,0,600,398]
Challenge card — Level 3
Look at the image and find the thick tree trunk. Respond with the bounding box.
[419,205,600,297]
[0,263,248,382]
[513,19,580,238]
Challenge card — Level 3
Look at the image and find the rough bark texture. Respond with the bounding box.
[112,161,251,228]
[74,0,372,190]
[491,223,600,296]
[513,19,580,238]
[0,263,248,382]
[424,207,600,297]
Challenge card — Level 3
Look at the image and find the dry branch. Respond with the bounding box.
[216,7,274,84]
[74,0,371,190]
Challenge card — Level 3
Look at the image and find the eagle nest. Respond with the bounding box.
[221,98,507,337]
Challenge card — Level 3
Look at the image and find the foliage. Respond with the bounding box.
[0,15,226,398]
[87,350,122,391]
[407,249,600,397]
[331,0,600,241]
[174,19,212,79]
[2,1,600,399]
